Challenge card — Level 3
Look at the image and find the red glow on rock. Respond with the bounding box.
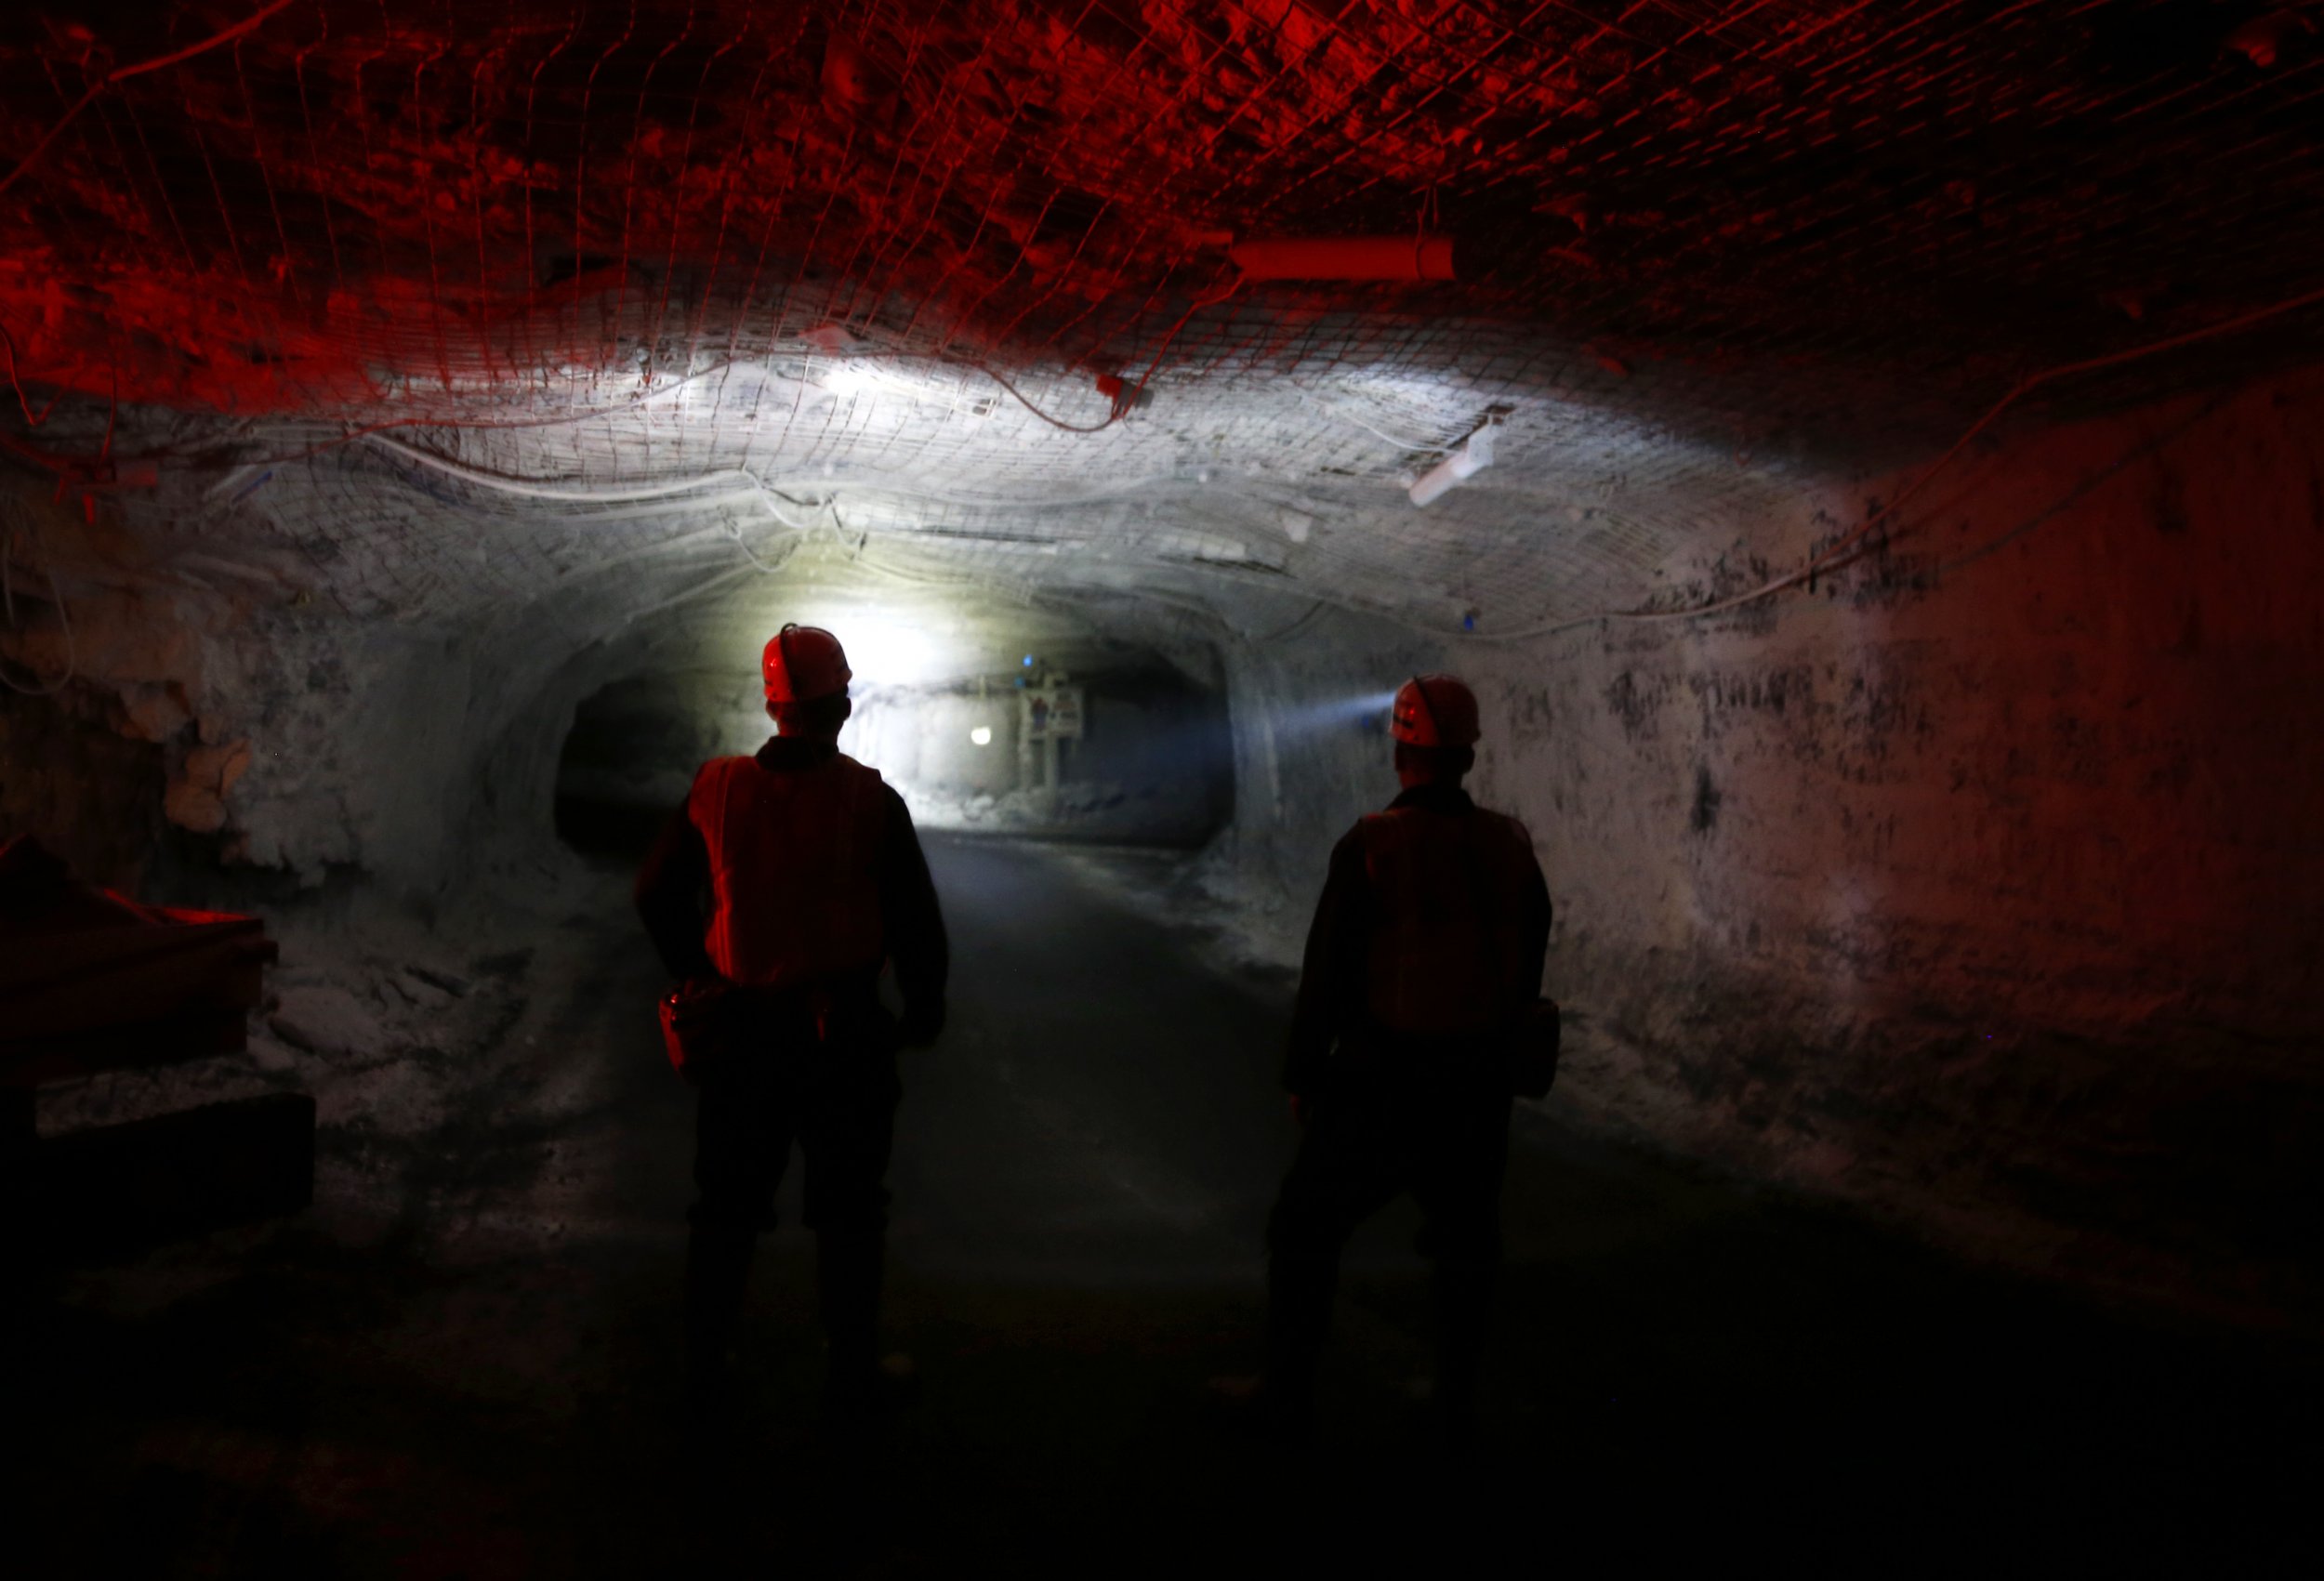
[1229,237,1457,283]
[0,0,2308,435]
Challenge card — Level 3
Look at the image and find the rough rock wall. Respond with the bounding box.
[1,468,638,907]
[1209,606,1446,958]
[2,484,266,889]
[14,355,2317,1322]
[0,682,165,892]
[1446,369,2323,1320]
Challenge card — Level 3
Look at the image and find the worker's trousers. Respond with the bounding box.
[684,1009,901,1388]
[1264,1074,1512,1426]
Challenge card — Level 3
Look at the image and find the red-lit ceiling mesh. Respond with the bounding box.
[10,0,2323,415]
[4,1,2323,633]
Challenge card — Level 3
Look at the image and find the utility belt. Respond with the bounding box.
[658,969,888,1084]
[1341,996,1562,1100]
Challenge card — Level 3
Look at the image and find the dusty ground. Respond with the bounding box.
[8,835,2317,1576]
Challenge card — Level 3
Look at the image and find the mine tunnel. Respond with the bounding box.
[2,2,2320,1574]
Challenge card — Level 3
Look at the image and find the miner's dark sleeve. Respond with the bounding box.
[633,794,717,982]
[1520,853,1552,999]
[1283,825,1372,1095]
[877,785,950,1043]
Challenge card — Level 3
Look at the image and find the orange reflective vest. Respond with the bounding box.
[1358,805,1540,1036]
[689,752,889,990]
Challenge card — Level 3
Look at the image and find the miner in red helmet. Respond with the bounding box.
[1233,673,1550,1450]
[634,622,948,1424]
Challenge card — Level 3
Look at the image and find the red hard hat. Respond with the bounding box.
[1391,674,1481,748]
[762,624,852,703]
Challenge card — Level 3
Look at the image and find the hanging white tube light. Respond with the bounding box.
[1407,426,1495,507]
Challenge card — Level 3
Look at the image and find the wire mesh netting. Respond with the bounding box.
[5,1,2324,635]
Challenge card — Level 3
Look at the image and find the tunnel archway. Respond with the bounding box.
[550,600,1236,862]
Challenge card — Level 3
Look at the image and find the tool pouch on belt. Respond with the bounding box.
[659,978,746,1083]
[1508,996,1563,1100]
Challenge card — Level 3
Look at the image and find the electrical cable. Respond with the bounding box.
[363,432,768,505]
[193,358,764,469]
[98,337,1124,481]
[357,429,1221,520]
[305,275,2315,647]
[0,358,773,486]
[1,324,68,428]
[1287,382,1450,455]
[966,363,1124,434]
[610,563,762,632]
[13,303,1211,484]
[967,270,1246,434]
[1458,280,2324,645]
[0,532,77,696]
[0,0,305,199]
[365,431,855,536]
[777,471,1199,513]
[1251,599,1330,646]
[723,512,805,574]
[0,428,86,477]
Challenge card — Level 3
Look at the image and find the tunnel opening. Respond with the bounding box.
[552,637,1235,863]
[553,670,735,862]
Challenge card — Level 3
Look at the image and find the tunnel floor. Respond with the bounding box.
[12,837,2316,1576]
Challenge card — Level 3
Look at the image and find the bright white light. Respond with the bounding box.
[815,359,966,405]
[970,726,993,746]
[822,615,945,685]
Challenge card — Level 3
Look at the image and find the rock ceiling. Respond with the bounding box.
[4,1,2321,638]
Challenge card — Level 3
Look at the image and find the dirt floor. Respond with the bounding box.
[8,835,2318,1576]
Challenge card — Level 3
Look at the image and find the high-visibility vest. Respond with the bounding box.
[690,752,889,989]
[1358,804,1539,1036]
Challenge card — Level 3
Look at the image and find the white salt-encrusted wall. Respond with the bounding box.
[1216,368,2324,1322]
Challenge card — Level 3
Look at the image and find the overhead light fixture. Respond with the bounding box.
[1408,426,1496,507]
[970,726,993,746]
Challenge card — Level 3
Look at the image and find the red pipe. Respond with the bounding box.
[1228,236,1457,283]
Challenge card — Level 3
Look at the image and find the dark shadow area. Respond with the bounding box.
[551,670,727,861]
[553,795,676,862]
[7,836,2316,1576]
